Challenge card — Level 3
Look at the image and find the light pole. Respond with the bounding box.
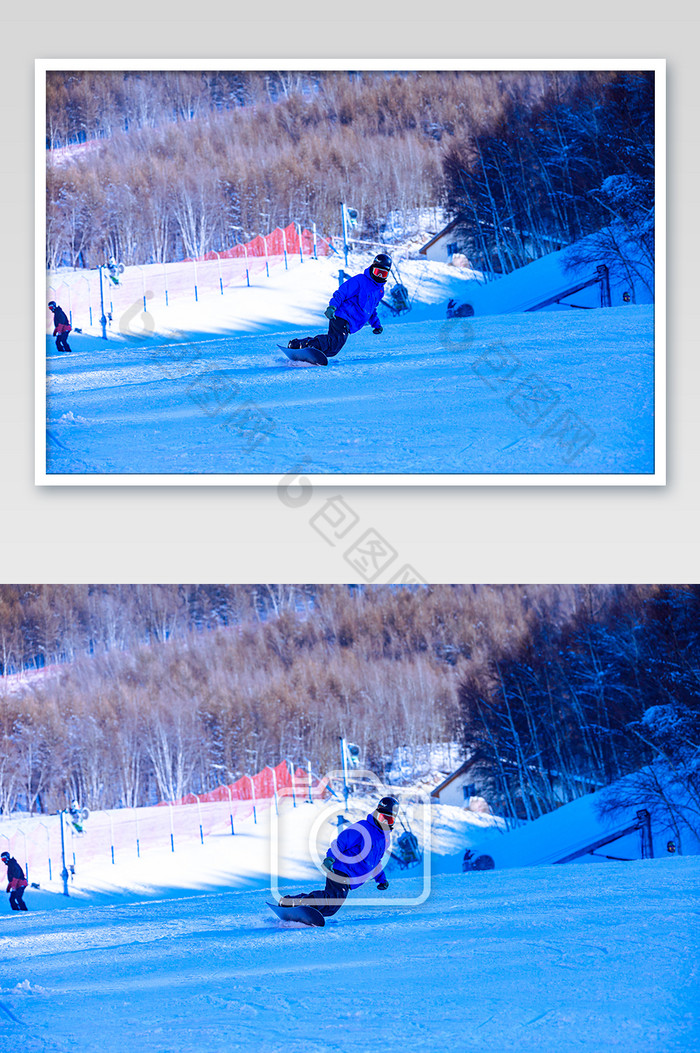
[265,766,279,816]
[98,266,107,340]
[247,775,257,824]
[340,737,350,811]
[286,759,297,807]
[340,203,349,269]
[59,810,69,896]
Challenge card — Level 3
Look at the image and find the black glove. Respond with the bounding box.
[322,857,335,872]
[324,306,336,320]
[376,880,389,891]
[372,326,383,335]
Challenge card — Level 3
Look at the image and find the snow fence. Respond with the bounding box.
[46,224,333,332]
[0,762,328,887]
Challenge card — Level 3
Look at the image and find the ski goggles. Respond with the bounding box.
[378,813,395,827]
[371,266,390,280]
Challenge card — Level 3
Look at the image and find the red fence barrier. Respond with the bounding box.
[0,762,330,886]
[196,224,330,263]
[164,760,325,807]
[46,224,334,333]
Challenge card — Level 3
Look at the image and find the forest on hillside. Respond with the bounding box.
[45,69,655,275]
[1,585,697,825]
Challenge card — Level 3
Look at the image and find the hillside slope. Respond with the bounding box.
[44,255,655,477]
[2,856,696,1052]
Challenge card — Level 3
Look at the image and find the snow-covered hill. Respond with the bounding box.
[2,852,696,1052]
[2,788,696,1049]
[42,251,656,479]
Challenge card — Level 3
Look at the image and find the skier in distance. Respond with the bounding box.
[1,851,29,912]
[48,301,72,353]
[287,253,392,360]
[278,795,398,917]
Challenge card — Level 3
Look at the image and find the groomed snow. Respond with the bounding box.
[1,798,696,1051]
[43,256,656,479]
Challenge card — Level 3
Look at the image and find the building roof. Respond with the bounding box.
[430,758,476,798]
[419,216,462,255]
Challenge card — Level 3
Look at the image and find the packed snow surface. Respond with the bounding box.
[2,859,697,1052]
[1,799,696,1051]
[43,256,656,478]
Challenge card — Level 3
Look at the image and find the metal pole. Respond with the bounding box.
[287,759,297,808]
[267,766,279,816]
[226,784,235,836]
[312,221,318,260]
[307,760,313,804]
[42,823,52,882]
[163,262,169,307]
[216,251,223,295]
[21,831,28,883]
[109,812,115,864]
[169,803,175,852]
[193,258,199,302]
[296,223,304,263]
[340,737,349,811]
[59,811,69,896]
[196,795,204,845]
[341,203,349,269]
[282,227,288,271]
[244,242,250,287]
[248,776,257,824]
[81,276,92,326]
[263,234,270,278]
[99,266,107,340]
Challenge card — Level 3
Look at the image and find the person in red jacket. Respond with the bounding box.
[1,851,29,911]
[48,300,72,353]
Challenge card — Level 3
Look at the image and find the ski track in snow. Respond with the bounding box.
[44,306,656,477]
[1,861,698,1052]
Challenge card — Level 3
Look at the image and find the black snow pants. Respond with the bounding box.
[310,315,350,358]
[55,332,72,353]
[9,887,27,911]
[292,872,350,917]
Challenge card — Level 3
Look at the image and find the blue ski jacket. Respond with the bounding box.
[326,812,390,890]
[328,268,385,334]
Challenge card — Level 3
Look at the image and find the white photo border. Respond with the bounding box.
[35,58,666,487]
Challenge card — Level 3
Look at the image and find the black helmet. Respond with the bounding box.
[0,851,9,862]
[48,301,56,310]
[376,795,399,818]
[369,253,392,284]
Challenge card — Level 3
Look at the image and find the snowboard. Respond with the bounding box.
[277,344,328,367]
[266,900,325,927]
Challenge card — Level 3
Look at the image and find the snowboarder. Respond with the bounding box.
[1,851,28,911]
[278,795,398,917]
[287,253,392,360]
[48,301,72,353]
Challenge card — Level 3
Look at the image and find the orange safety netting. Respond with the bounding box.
[0,763,330,884]
[194,224,331,263]
[165,761,327,807]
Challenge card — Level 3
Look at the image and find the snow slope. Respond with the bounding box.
[1,856,697,1052]
[448,233,654,317]
[1,794,697,1050]
[42,254,657,479]
[470,789,699,869]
